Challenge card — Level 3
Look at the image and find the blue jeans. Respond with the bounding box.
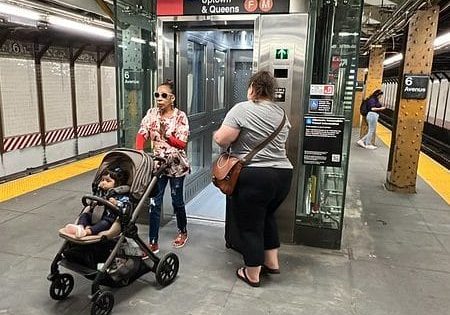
[361,111,379,146]
[149,175,187,243]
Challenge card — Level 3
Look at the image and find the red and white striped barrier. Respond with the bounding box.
[77,122,101,138]
[101,119,118,132]
[45,127,75,145]
[2,121,118,153]
[3,132,42,152]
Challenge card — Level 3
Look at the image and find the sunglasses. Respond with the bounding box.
[154,92,172,99]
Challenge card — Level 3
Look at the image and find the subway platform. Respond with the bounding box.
[0,127,449,315]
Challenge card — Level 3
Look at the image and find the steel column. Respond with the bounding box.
[353,68,365,127]
[386,6,439,193]
[360,47,384,141]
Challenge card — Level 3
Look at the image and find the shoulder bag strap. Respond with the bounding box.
[242,109,286,164]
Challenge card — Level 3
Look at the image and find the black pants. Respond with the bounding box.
[229,167,292,267]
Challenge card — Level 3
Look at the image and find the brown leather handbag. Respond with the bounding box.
[212,113,286,195]
[211,153,243,195]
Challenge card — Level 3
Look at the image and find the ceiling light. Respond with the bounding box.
[338,32,359,37]
[48,16,114,38]
[383,53,403,66]
[0,2,41,20]
[131,37,146,44]
[382,32,450,68]
[434,32,450,50]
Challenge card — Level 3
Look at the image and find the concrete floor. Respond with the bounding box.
[0,130,449,315]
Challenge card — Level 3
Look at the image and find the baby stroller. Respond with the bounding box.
[47,148,179,315]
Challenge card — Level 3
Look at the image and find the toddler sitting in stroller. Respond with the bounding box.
[64,165,131,238]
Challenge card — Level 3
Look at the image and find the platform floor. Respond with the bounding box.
[0,129,449,315]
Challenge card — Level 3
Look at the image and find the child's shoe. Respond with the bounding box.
[75,226,87,238]
[65,224,79,235]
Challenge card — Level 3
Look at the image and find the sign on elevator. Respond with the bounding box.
[276,49,288,60]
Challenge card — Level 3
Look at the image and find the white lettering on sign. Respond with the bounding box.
[201,0,240,14]
[209,5,239,13]
[404,87,426,93]
[202,0,232,4]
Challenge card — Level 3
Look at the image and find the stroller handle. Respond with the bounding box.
[81,194,121,216]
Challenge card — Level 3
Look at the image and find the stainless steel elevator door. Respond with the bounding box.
[158,25,254,221]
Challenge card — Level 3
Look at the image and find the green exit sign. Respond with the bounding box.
[276,49,288,59]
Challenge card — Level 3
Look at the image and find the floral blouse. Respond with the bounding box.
[138,107,190,177]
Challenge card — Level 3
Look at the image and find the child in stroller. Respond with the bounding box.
[64,165,132,238]
[48,149,180,315]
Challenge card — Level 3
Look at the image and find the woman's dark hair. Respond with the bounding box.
[102,165,129,186]
[369,89,383,99]
[160,79,176,107]
[160,79,175,96]
[248,71,277,101]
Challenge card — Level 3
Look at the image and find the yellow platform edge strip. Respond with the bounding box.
[0,154,104,203]
[377,123,450,205]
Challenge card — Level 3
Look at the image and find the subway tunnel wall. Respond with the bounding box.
[0,38,117,179]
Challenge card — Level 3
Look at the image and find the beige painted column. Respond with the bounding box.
[360,47,385,142]
[352,68,366,127]
[386,6,439,193]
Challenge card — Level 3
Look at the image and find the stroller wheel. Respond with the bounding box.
[49,273,74,300]
[91,291,114,315]
[155,252,179,286]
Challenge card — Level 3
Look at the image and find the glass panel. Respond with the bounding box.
[114,2,156,148]
[296,0,363,231]
[232,60,252,105]
[187,137,203,174]
[213,49,226,110]
[186,40,205,115]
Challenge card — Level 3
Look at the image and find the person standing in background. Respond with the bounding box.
[357,89,386,149]
[136,80,190,254]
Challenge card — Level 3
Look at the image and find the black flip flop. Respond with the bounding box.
[236,267,260,287]
[261,264,280,275]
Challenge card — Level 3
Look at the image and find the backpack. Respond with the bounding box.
[359,99,369,116]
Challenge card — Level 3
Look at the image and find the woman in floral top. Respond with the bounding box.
[135,80,190,253]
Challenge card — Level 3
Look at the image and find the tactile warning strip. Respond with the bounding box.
[0,154,104,202]
[377,123,449,204]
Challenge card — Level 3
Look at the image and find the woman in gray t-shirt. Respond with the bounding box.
[214,70,293,287]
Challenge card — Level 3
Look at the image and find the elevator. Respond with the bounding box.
[115,0,364,249]
[156,9,309,243]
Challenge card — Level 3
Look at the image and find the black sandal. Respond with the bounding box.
[261,264,280,275]
[236,267,260,287]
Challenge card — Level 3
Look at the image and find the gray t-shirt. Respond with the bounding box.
[222,100,293,169]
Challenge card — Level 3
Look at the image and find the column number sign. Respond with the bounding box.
[402,74,429,99]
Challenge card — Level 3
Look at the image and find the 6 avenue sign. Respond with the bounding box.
[402,74,429,99]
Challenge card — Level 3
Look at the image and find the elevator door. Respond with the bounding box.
[158,24,254,221]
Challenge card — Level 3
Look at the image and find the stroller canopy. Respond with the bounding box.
[92,148,154,200]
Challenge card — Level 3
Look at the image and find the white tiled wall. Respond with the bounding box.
[101,66,117,121]
[75,64,99,125]
[0,58,39,136]
[41,61,72,130]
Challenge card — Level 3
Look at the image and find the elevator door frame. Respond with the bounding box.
[156,14,310,244]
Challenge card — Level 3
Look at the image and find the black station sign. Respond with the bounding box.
[157,0,290,16]
[274,87,286,102]
[302,116,345,167]
[124,70,142,90]
[402,74,429,99]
